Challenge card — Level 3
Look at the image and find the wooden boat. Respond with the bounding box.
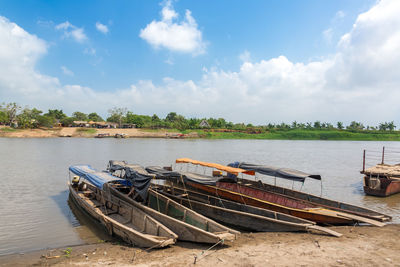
[68,181,177,248]
[172,159,386,226]
[362,163,400,197]
[154,184,342,237]
[214,181,386,226]
[233,177,391,222]
[105,182,238,243]
[225,161,391,221]
[173,176,385,226]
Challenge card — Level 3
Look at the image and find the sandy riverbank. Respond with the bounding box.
[0,126,198,138]
[1,224,399,267]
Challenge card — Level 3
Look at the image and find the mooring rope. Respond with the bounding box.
[179,174,193,210]
[193,238,225,264]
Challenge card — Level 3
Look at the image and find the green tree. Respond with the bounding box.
[88,112,104,122]
[0,110,6,124]
[125,112,145,128]
[16,108,43,128]
[107,107,127,127]
[337,122,344,130]
[313,121,321,129]
[387,121,396,131]
[151,114,160,122]
[347,121,364,131]
[165,112,177,122]
[72,111,88,121]
[2,102,21,125]
[45,109,66,120]
[37,115,56,128]
[60,117,75,126]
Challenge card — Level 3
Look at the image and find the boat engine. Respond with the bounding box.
[72,175,80,187]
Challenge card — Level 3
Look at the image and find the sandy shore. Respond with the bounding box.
[1,224,399,267]
[0,126,198,138]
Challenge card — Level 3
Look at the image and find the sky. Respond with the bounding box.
[0,0,399,126]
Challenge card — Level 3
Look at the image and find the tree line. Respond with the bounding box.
[0,102,397,132]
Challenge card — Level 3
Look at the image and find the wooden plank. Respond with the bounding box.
[306,225,342,237]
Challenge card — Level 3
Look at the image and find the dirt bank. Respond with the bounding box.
[0,126,198,138]
[1,224,399,267]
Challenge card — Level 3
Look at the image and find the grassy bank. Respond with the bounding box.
[190,129,400,141]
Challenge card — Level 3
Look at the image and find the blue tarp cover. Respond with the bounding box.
[69,165,128,189]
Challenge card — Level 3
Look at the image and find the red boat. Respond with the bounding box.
[173,158,387,226]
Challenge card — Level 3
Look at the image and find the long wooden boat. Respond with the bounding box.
[175,178,385,226]
[172,159,387,226]
[234,178,391,222]
[154,184,342,237]
[104,182,238,243]
[68,181,176,248]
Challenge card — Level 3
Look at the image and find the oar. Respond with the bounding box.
[315,209,386,227]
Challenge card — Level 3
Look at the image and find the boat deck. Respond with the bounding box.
[363,163,400,178]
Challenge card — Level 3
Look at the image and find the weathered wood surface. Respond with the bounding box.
[155,184,342,237]
[68,182,177,248]
[105,183,238,243]
[214,181,385,227]
[363,163,400,177]
[235,178,391,222]
[178,180,362,225]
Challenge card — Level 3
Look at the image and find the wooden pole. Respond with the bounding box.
[382,146,385,164]
[363,149,366,172]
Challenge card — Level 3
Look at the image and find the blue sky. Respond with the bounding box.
[1,0,399,125]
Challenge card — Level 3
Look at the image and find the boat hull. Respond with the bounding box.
[181,181,353,225]
[68,182,176,248]
[105,184,238,243]
[156,184,336,233]
[236,177,391,222]
[363,176,400,197]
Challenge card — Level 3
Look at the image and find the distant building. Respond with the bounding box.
[72,121,118,128]
[121,123,136,128]
[73,121,90,127]
[199,120,210,128]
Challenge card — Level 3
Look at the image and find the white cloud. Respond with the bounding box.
[239,50,251,62]
[323,28,333,44]
[55,21,87,43]
[95,22,108,34]
[61,66,74,76]
[139,0,206,55]
[335,10,345,20]
[1,0,400,125]
[83,47,96,55]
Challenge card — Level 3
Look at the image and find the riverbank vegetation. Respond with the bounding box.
[1,102,399,140]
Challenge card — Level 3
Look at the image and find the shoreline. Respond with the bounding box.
[1,126,400,141]
[1,224,399,266]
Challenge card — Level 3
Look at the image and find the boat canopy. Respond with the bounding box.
[176,158,255,176]
[107,161,154,200]
[146,166,182,179]
[229,162,321,182]
[69,165,128,188]
[107,160,127,172]
[182,172,236,185]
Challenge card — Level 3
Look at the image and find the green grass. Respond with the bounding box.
[189,129,400,141]
[141,128,181,133]
[0,127,18,132]
[76,128,97,134]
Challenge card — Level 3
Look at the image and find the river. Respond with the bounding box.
[0,138,399,255]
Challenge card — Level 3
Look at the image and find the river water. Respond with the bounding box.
[1,138,399,255]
